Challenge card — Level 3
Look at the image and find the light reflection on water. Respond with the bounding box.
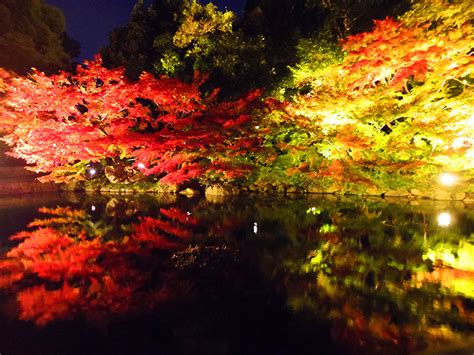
[0,193,472,355]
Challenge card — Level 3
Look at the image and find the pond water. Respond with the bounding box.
[0,192,473,355]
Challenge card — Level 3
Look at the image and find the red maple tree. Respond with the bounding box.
[0,57,262,185]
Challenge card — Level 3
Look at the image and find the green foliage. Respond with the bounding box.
[173,1,234,50]
[102,0,267,98]
[276,34,345,99]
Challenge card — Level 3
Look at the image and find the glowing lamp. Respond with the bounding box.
[85,163,102,179]
[437,212,451,227]
[91,205,96,212]
[439,173,457,186]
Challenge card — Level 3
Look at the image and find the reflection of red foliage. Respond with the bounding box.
[0,206,196,325]
[0,260,24,288]
[17,284,80,326]
[160,207,199,226]
[330,301,416,352]
[8,228,102,282]
[131,216,190,248]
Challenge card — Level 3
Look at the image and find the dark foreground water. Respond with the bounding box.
[0,192,473,355]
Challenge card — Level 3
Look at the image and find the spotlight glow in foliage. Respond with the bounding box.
[439,173,457,186]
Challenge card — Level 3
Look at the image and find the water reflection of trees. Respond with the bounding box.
[0,195,472,353]
[0,204,198,326]
[194,196,474,352]
[290,200,474,353]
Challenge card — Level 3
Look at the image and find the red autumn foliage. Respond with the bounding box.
[341,17,437,91]
[0,56,262,184]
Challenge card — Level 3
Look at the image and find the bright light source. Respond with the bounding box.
[89,168,97,176]
[253,222,258,234]
[137,163,146,169]
[255,125,260,130]
[439,173,457,186]
[437,212,452,227]
[91,205,96,212]
[306,207,322,215]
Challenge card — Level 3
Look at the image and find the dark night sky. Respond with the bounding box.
[47,0,246,60]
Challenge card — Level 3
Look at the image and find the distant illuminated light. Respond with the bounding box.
[137,163,146,169]
[89,168,97,176]
[439,173,457,186]
[437,212,452,227]
[91,205,96,212]
[307,207,322,215]
[253,222,258,234]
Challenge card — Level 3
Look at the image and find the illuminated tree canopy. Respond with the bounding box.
[0,0,472,195]
[0,58,262,185]
[256,0,473,193]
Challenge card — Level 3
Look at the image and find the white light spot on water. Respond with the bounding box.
[437,212,452,227]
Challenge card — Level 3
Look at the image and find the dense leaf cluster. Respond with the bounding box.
[255,0,473,192]
[0,58,262,185]
[0,0,471,193]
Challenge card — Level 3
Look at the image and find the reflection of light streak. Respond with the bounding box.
[437,212,451,227]
[439,173,457,186]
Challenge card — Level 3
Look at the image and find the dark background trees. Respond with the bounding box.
[0,0,79,74]
[100,0,409,98]
[101,0,267,98]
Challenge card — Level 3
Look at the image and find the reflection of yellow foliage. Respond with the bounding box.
[425,325,460,343]
[414,268,474,298]
[317,273,337,297]
[424,241,474,272]
[451,279,474,298]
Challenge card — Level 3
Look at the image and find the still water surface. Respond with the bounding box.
[0,192,473,355]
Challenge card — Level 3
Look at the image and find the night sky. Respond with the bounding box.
[47,0,246,60]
